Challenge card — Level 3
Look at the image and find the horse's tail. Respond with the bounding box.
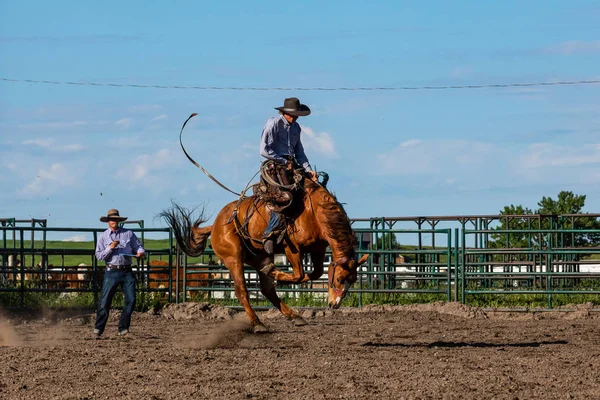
[158,202,212,257]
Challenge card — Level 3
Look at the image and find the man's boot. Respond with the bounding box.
[261,235,276,275]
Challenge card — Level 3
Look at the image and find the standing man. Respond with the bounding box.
[94,209,145,338]
[259,97,317,273]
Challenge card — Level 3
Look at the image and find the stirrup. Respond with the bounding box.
[276,230,286,244]
[261,262,276,275]
[263,238,274,255]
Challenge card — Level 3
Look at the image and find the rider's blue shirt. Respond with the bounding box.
[260,115,312,173]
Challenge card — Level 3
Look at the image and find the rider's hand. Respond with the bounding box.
[309,171,318,182]
[285,160,294,170]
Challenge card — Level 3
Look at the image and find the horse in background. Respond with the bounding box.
[160,176,368,332]
[147,259,212,298]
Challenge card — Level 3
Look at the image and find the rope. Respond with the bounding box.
[259,161,297,191]
[178,113,240,196]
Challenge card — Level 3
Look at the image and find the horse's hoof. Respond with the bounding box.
[253,323,269,334]
[293,317,308,327]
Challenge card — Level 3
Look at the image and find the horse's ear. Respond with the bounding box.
[357,254,369,265]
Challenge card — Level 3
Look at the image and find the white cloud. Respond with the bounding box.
[115,118,133,128]
[399,139,421,148]
[150,114,168,122]
[116,148,179,186]
[63,235,87,242]
[18,163,82,196]
[451,66,473,78]
[22,138,84,152]
[17,121,88,130]
[23,138,53,147]
[299,125,338,158]
[57,144,84,152]
[373,138,600,190]
[376,139,496,176]
[128,104,162,112]
[222,143,257,163]
[177,184,207,196]
[545,40,600,55]
[519,143,600,168]
[113,136,139,148]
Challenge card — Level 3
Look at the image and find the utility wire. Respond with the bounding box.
[1,77,599,91]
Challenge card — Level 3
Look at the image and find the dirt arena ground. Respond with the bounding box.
[1,302,599,400]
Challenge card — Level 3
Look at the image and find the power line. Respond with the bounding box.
[1,77,599,91]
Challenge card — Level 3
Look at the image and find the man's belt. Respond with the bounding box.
[106,264,131,270]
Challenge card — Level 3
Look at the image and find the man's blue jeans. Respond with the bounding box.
[94,268,136,333]
[264,212,282,238]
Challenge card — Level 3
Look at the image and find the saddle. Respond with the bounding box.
[228,160,308,247]
[253,160,304,213]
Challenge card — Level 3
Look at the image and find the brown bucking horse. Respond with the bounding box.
[160,176,368,333]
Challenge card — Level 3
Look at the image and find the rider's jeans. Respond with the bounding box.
[264,212,281,237]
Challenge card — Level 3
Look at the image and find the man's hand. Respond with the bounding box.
[135,252,145,259]
[308,171,318,182]
[285,160,294,171]
[109,240,119,249]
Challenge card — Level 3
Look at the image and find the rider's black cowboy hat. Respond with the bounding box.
[275,97,311,117]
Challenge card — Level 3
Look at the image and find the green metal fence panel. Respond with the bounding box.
[460,228,600,308]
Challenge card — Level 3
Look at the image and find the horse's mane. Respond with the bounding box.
[304,179,357,255]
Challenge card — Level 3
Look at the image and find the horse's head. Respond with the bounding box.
[327,254,369,309]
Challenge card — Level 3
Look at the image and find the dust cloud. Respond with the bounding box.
[0,317,22,346]
[200,316,252,349]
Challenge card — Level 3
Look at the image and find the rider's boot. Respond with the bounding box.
[261,234,276,275]
[261,211,281,275]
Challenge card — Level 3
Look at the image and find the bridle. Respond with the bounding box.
[328,257,353,298]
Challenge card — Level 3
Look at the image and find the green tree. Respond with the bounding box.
[374,233,400,250]
[489,205,535,248]
[489,191,600,248]
[537,191,600,246]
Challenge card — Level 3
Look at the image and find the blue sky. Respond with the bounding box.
[1,1,599,240]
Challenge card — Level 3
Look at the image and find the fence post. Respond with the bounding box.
[454,228,459,302]
[460,228,466,304]
[19,229,24,308]
[446,229,451,301]
[547,232,553,309]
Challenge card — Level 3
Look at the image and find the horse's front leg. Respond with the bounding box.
[300,250,326,283]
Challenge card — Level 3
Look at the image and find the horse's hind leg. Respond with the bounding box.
[258,273,308,327]
[225,257,268,333]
